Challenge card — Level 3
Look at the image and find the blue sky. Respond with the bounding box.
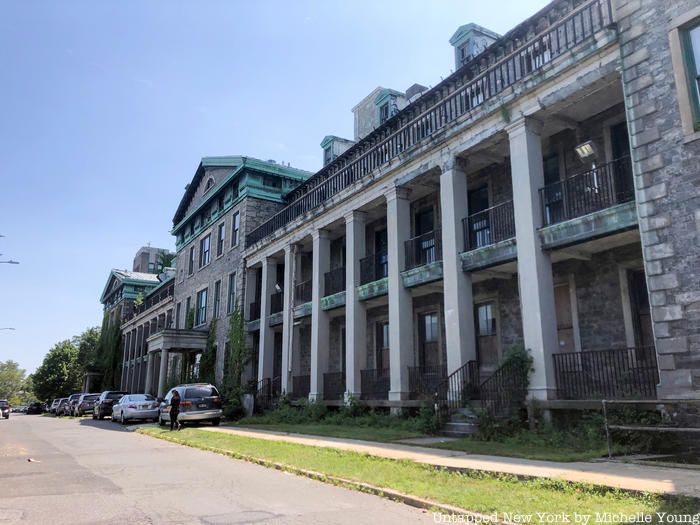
[0,0,548,374]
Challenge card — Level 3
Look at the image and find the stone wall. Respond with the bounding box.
[615,0,700,398]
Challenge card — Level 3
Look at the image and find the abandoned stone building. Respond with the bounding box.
[240,0,700,413]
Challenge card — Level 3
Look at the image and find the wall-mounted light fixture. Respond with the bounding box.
[574,140,598,162]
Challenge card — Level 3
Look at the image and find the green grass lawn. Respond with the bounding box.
[138,427,696,519]
[230,422,424,442]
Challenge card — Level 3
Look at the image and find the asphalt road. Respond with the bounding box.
[0,415,436,525]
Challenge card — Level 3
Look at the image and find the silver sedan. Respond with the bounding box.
[111,394,159,425]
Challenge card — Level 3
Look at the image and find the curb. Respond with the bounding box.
[138,429,514,524]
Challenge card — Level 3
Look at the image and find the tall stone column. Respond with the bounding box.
[386,187,413,401]
[120,331,130,390]
[507,117,558,400]
[281,244,295,393]
[144,352,154,395]
[157,348,169,398]
[440,156,477,376]
[309,229,330,401]
[345,211,367,400]
[257,257,277,382]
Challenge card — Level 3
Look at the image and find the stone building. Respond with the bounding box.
[136,156,313,396]
[241,0,700,411]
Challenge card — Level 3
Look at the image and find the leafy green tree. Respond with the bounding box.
[32,341,82,401]
[98,316,122,390]
[157,250,175,270]
[0,360,27,401]
[76,327,101,373]
[221,306,249,419]
[198,320,218,385]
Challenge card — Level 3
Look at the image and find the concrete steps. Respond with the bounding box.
[439,406,479,438]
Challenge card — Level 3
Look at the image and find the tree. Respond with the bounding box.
[98,316,122,390]
[76,327,101,373]
[221,305,249,419]
[0,360,27,401]
[198,320,218,385]
[32,341,82,401]
[157,250,175,270]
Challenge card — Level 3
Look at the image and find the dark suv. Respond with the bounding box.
[27,402,44,415]
[158,384,222,427]
[0,400,10,419]
[93,391,127,420]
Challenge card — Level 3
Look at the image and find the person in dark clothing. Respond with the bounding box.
[169,389,181,431]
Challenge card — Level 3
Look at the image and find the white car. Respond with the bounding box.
[111,394,159,425]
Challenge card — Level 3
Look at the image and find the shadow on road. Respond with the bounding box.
[78,418,157,432]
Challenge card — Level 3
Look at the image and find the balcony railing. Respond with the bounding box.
[540,156,634,226]
[323,371,346,400]
[360,368,390,400]
[359,252,388,285]
[553,346,658,400]
[290,374,310,400]
[408,364,447,400]
[270,291,283,314]
[405,230,442,270]
[248,301,261,321]
[323,267,346,297]
[295,280,312,305]
[462,201,516,251]
[246,0,613,248]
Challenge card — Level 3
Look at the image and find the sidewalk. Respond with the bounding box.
[201,426,700,499]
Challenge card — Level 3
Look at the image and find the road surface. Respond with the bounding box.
[0,415,435,524]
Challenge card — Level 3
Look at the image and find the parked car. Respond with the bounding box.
[55,398,70,416]
[93,391,128,420]
[27,402,44,415]
[65,393,83,416]
[0,400,10,419]
[158,384,222,427]
[49,399,60,414]
[112,394,159,424]
[75,393,100,416]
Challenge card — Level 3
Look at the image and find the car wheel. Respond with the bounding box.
[211,418,221,426]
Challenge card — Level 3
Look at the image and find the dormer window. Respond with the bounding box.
[379,102,390,124]
[323,146,333,166]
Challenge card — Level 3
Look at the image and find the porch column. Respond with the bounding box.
[157,348,169,398]
[345,211,367,400]
[120,332,129,390]
[507,117,558,400]
[309,229,330,401]
[144,352,154,395]
[281,244,295,393]
[257,257,277,382]
[386,187,413,401]
[440,156,477,375]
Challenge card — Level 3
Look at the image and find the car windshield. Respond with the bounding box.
[85,395,99,401]
[0,401,8,407]
[107,392,125,400]
[184,386,218,399]
[129,394,155,401]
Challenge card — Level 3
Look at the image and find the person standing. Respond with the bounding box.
[169,389,181,431]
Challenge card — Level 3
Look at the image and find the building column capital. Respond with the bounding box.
[440,152,468,174]
[311,228,330,241]
[344,210,367,224]
[505,116,544,138]
[384,185,411,203]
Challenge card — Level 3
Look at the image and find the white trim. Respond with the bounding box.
[668,11,700,138]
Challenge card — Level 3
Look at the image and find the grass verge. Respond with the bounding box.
[137,427,697,518]
[231,422,424,442]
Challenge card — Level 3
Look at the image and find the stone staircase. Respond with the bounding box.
[440,406,479,438]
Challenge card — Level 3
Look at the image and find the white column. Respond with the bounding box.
[386,187,413,401]
[281,244,295,393]
[144,352,154,395]
[440,158,477,375]
[309,229,330,401]
[345,211,367,400]
[507,117,558,400]
[157,349,169,398]
[257,257,277,382]
[120,332,129,390]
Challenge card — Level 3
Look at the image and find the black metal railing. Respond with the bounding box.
[249,301,261,321]
[554,346,658,400]
[463,201,516,251]
[408,365,447,400]
[323,371,346,400]
[295,280,312,305]
[360,368,391,400]
[324,267,346,297]
[405,230,442,270]
[290,374,310,400]
[359,252,388,285]
[270,291,284,314]
[246,0,613,248]
[255,376,282,411]
[125,281,175,322]
[435,361,480,410]
[540,156,634,226]
[480,359,530,417]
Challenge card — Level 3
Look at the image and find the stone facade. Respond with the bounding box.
[615,0,700,398]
